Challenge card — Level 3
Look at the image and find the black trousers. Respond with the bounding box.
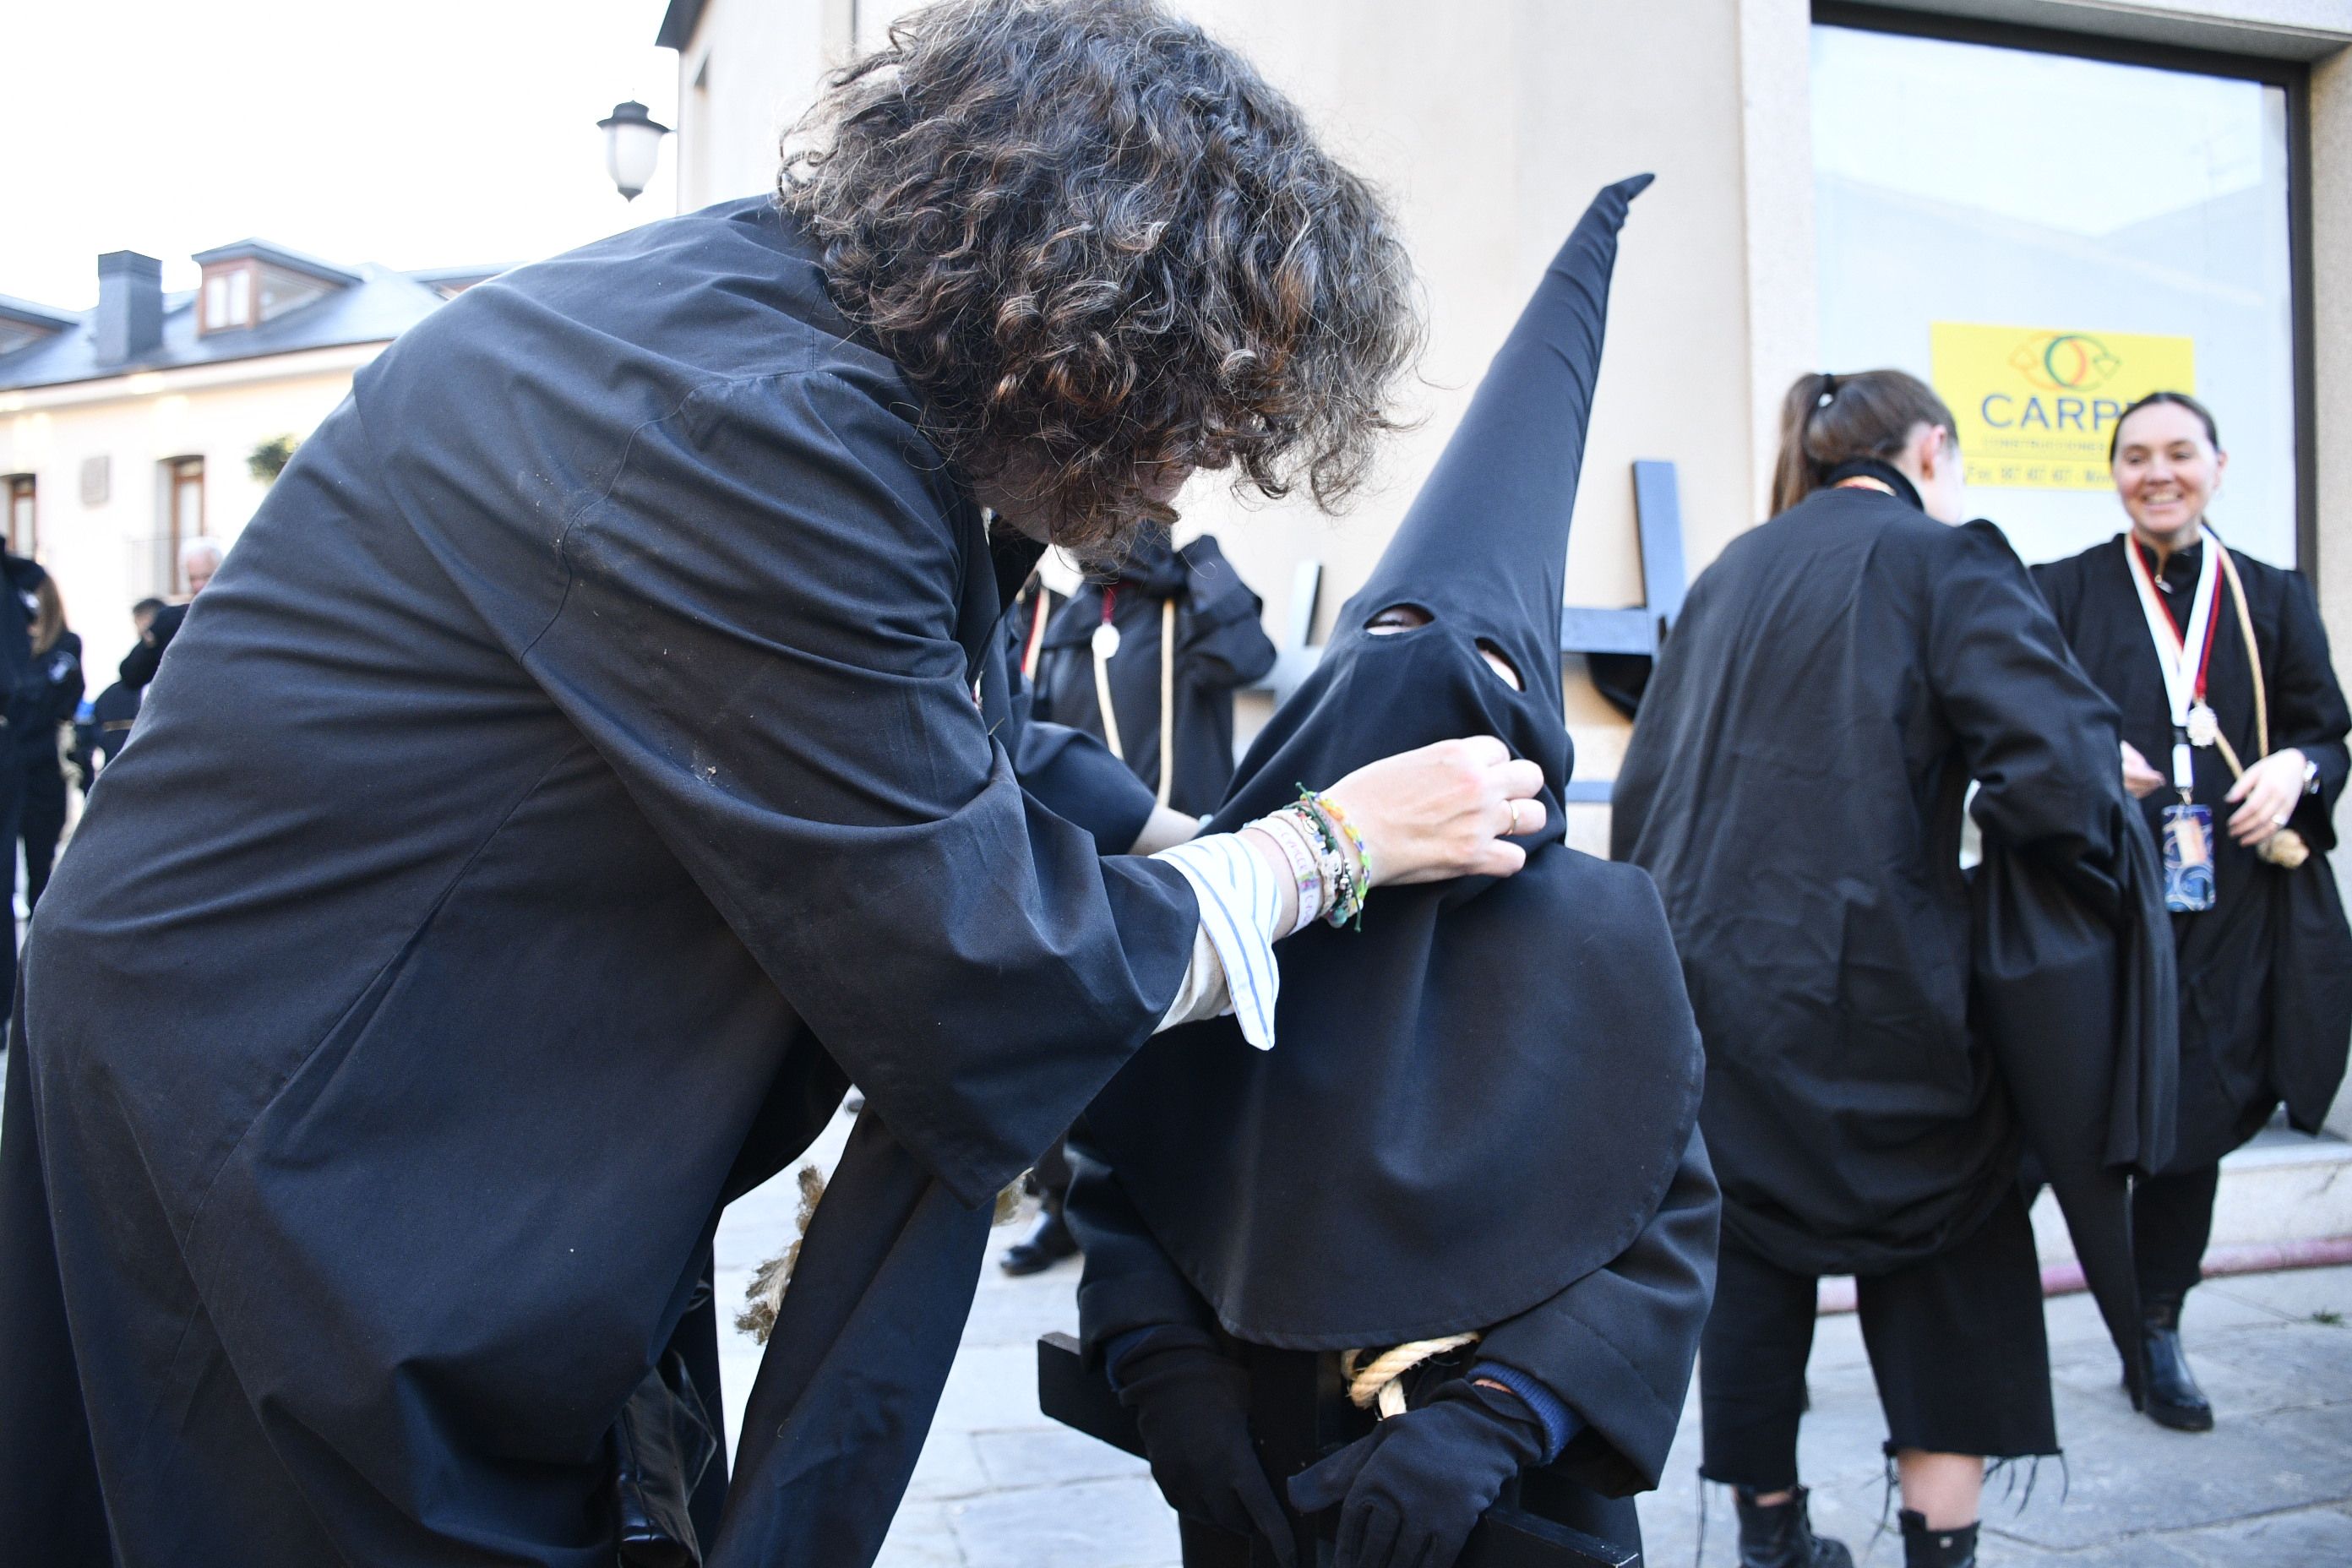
[19,760,64,912]
[1699,1190,2056,1490]
[1032,1134,1073,1213]
[2133,1164,2220,1309]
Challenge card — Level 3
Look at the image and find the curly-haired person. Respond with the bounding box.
[0,4,1553,1567]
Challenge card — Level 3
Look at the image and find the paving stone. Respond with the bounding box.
[960,1270,1081,1348]
[906,1429,991,1502]
[877,1500,966,1567]
[953,1475,1181,1568]
[931,1342,1054,1436]
[2202,1264,2352,1327]
[973,1423,1152,1490]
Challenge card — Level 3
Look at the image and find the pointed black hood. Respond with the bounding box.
[1344,171,1652,725]
[1070,178,1704,1348]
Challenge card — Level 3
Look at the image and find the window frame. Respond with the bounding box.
[3,473,32,558]
[1810,2,2317,573]
[165,455,204,595]
[199,258,259,335]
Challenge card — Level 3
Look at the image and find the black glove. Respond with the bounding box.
[1286,1379,1547,1568]
[1116,1338,1297,1566]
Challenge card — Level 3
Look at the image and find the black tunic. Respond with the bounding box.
[1613,482,2148,1276]
[0,196,1199,1568]
[2034,535,2352,1167]
[1032,533,1276,815]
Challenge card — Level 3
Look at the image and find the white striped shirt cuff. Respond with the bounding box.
[1152,832,1282,1048]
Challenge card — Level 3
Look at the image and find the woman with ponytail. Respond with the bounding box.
[1614,370,2157,1568]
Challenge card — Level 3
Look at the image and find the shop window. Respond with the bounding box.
[1810,14,2302,567]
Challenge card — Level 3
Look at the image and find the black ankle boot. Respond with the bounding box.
[2142,1298,2214,1432]
[999,1206,1079,1276]
[1733,1486,1854,1568]
[1898,1510,1977,1568]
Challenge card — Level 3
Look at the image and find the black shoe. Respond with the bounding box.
[1733,1485,1854,1568]
[1898,1510,1977,1568]
[999,1208,1079,1276]
[2142,1298,2214,1432]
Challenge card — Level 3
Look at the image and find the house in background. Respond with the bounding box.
[0,243,496,675]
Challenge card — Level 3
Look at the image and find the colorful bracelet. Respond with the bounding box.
[1311,790,1374,893]
[1292,788,1367,928]
[1255,808,1326,934]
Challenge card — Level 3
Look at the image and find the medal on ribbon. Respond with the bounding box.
[2124,536,2222,798]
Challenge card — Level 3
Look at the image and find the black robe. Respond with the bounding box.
[0,196,1200,1568]
[1032,534,1276,815]
[2035,535,2352,1167]
[1613,479,2151,1276]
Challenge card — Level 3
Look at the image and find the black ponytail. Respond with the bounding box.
[1771,368,1956,516]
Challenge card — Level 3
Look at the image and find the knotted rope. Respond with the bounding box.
[1342,1333,1481,1418]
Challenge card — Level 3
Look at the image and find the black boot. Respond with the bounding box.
[999,1205,1079,1276]
[1733,1485,1854,1568]
[1898,1510,1977,1568]
[2142,1297,2214,1432]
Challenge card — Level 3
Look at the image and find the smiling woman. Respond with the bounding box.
[2034,387,2352,1436]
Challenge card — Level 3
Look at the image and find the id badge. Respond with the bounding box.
[2162,803,2216,913]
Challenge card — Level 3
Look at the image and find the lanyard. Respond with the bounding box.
[2123,534,2220,795]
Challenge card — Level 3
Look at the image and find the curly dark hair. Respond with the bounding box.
[780,0,1420,552]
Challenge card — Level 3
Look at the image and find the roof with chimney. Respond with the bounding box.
[0,242,499,395]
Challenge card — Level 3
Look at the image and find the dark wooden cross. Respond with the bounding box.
[1037,1332,1638,1568]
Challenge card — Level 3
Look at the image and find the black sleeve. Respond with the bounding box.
[395,368,1202,1204]
[118,605,187,690]
[1178,542,1277,689]
[1936,525,2126,896]
[2268,570,2351,851]
[1064,1130,1219,1368]
[41,635,84,730]
[1474,1128,1719,1497]
[1013,713,1159,853]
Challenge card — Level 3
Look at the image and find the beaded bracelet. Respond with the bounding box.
[1282,801,1351,927]
[1255,808,1326,934]
[1310,790,1375,893]
[1291,790,1367,928]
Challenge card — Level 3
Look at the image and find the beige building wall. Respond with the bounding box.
[671,0,847,210]
[0,346,373,676]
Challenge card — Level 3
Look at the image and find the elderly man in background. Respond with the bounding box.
[117,536,222,695]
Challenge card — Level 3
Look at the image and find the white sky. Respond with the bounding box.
[1,0,683,311]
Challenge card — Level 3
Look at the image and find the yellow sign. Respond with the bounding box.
[1930,323,2197,491]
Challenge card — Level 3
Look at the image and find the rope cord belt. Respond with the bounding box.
[1342,1333,1481,1418]
[2208,535,2311,868]
[1091,585,1124,762]
[1156,597,1177,809]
